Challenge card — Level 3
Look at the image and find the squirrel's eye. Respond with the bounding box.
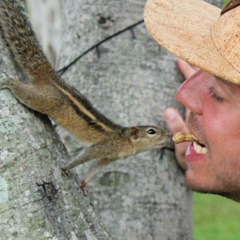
[147,129,156,135]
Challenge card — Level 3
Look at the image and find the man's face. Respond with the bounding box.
[177,70,240,201]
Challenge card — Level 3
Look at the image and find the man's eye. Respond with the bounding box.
[208,87,224,103]
[147,129,156,134]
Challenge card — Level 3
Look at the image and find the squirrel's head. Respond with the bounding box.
[129,126,171,153]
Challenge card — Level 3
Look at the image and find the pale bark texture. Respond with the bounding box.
[26,0,62,67]
[57,1,190,239]
[0,1,111,240]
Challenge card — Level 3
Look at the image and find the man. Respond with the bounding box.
[144,0,240,201]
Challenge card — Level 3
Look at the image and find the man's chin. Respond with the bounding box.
[185,171,218,194]
[186,177,240,202]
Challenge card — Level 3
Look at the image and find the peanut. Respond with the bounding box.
[172,132,195,144]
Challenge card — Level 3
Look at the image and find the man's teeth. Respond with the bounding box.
[193,141,207,154]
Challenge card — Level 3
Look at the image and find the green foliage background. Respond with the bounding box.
[194,193,240,239]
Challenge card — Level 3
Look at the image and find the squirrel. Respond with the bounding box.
[0,0,171,188]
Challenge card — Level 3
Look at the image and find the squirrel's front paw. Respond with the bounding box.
[80,180,86,189]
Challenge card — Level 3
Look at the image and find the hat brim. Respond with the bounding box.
[144,0,240,83]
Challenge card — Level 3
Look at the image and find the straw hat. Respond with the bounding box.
[144,0,240,84]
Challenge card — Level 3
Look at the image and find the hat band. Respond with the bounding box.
[221,0,240,15]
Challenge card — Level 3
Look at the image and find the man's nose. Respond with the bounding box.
[176,70,205,115]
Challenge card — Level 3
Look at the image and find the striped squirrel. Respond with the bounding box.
[0,0,171,188]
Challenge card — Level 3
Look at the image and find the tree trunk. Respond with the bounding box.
[58,0,223,239]
[0,1,111,239]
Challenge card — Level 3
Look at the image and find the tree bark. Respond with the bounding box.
[58,3,191,239]
[0,1,111,239]
[26,0,61,67]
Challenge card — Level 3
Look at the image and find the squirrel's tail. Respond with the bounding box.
[0,0,57,83]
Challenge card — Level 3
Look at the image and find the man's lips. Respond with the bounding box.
[172,131,208,159]
[185,135,207,162]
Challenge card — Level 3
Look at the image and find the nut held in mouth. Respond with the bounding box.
[172,132,196,144]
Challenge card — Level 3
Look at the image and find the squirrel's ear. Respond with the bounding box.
[130,127,140,139]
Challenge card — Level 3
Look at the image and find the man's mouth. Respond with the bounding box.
[172,132,208,154]
[193,137,207,154]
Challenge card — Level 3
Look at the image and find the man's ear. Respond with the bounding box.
[130,127,140,140]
